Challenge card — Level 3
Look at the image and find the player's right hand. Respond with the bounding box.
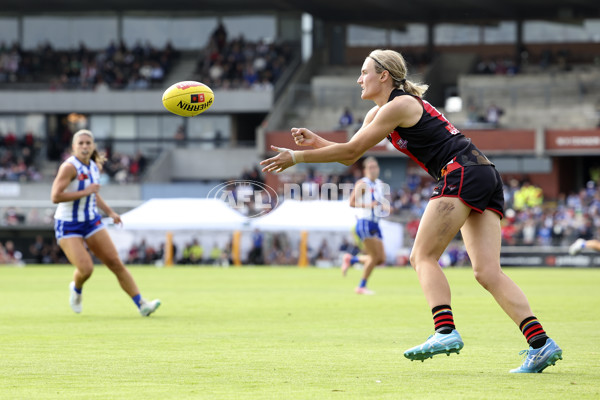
[291,127,318,147]
[86,183,100,195]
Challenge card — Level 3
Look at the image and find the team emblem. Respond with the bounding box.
[190,94,205,103]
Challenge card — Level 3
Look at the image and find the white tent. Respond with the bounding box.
[107,198,403,265]
[251,200,356,231]
[119,198,248,230]
[251,200,403,264]
[107,198,250,262]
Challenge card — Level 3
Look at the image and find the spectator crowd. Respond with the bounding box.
[7,175,600,266]
[392,175,600,249]
[0,40,177,90]
[472,47,577,76]
[194,23,295,90]
[0,131,42,182]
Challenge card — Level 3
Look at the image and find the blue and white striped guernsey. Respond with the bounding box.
[354,177,386,222]
[54,156,101,222]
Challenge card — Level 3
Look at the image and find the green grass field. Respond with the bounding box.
[1,265,599,399]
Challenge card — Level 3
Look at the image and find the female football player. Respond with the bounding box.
[51,129,160,316]
[261,49,561,373]
[342,156,389,295]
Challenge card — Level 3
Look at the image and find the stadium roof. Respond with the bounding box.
[5,1,600,27]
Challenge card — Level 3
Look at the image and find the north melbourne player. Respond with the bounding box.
[342,156,389,295]
[51,129,160,317]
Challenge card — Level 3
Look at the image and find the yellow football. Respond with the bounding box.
[162,81,214,117]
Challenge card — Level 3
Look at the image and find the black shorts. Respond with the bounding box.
[431,164,504,218]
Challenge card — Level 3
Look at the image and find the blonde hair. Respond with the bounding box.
[368,49,429,97]
[363,156,378,168]
[72,129,106,167]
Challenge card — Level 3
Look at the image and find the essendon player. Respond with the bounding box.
[261,49,562,373]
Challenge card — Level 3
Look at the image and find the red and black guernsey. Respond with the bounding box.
[386,89,490,181]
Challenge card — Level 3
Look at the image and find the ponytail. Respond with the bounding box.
[90,149,106,169]
[402,79,428,97]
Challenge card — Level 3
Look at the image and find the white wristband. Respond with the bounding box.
[290,151,297,164]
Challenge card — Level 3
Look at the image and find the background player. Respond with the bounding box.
[569,237,600,255]
[342,156,389,295]
[51,129,161,317]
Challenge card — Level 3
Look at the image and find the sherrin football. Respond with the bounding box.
[162,81,214,117]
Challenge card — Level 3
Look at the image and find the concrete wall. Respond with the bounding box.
[141,183,220,200]
[9,183,141,207]
[169,148,261,181]
[0,89,272,113]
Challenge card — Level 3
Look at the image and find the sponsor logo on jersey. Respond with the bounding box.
[396,138,408,149]
[77,173,89,181]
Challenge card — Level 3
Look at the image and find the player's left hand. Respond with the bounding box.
[260,145,296,173]
[109,212,122,226]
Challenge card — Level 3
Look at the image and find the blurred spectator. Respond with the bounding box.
[485,103,504,127]
[248,229,264,265]
[174,125,186,147]
[339,237,359,256]
[207,243,230,266]
[0,131,42,182]
[100,150,148,183]
[3,207,25,225]
[338,107,354,129]
[513,181,543,211]
[501,209,519,245]
[181,239,204,265]
[444,244,469,267]
[1,240,24,265]
[143,244,158,264]
[124,239,159,264]
[127,243,141,264]
[48,242,67,264]
[214,130,224,148]
[265,232,295,265]
[211,21,228,52]
[29,235,50,264]
[313,238,332,264]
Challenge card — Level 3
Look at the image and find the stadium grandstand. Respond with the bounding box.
[1,1,600,268]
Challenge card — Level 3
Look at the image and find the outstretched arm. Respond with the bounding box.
[261,102,402,172]
[291,128,337,149]
[292,106,380,150]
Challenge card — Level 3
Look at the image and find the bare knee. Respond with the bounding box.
[76,265,94,280]
[473,267,501,290]
[373,252,385,266]
[410,251,437,272]
[104,257,126,273]
[409,252,417,270]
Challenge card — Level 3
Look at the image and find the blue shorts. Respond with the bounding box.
[355,219,382,241]
[55,216,105,241]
